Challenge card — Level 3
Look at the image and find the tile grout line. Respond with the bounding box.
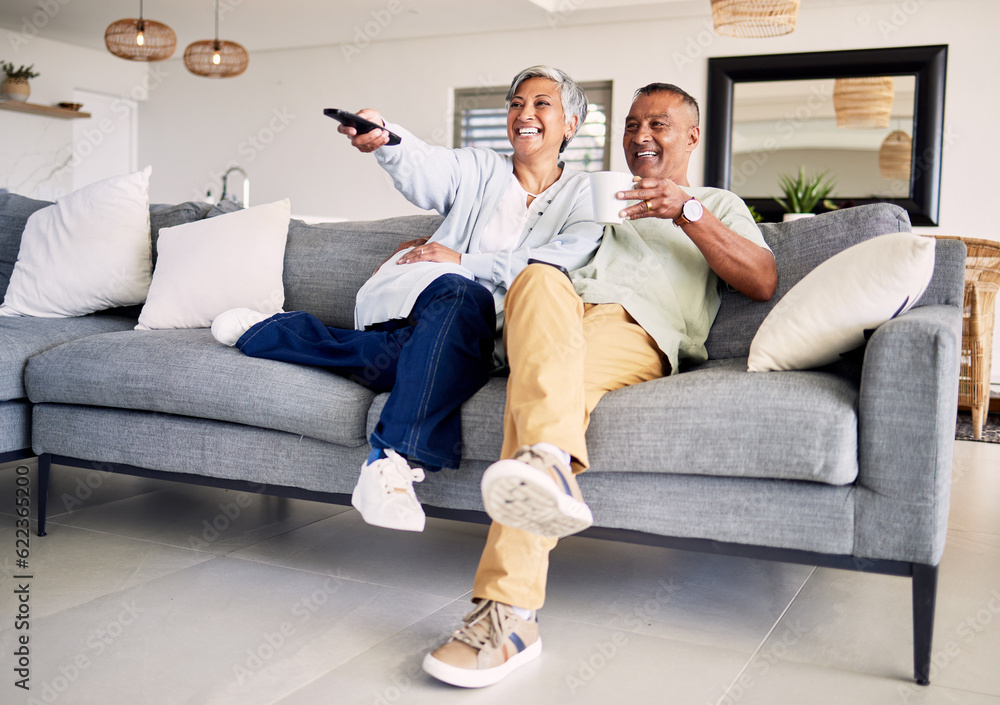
[224,550,480,602]
[262,591,475,705]
[712,565,818,705]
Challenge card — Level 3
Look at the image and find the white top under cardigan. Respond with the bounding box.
[476,174,535,254]
[354,123,603,331]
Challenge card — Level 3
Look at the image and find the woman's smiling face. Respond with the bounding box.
[506,77,576,162]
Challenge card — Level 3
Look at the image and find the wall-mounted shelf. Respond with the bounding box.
[0,100,91,119]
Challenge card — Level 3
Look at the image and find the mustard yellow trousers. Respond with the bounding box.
[472,264,669,609]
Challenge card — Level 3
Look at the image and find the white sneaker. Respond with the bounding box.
[351,449,426,532]
[211,308,270,346]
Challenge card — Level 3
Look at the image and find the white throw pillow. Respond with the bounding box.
[136,199,290,330]
[0,166,152,317]
[748,232,936,372]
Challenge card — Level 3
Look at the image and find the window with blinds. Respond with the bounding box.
[453,81,612,172]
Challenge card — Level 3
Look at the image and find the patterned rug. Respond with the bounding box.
[955,410,1000,443]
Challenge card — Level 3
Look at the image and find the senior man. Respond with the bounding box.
[421,82,777,688]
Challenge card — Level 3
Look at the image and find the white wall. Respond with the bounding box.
[0,29,148,198]
[138,0,998,236]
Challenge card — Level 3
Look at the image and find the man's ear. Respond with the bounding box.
[687,125,701,152]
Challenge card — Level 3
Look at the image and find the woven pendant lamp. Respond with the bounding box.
[879,130,912,180]
[833,77,894,129]
[105,1,176,61]
[711,0,801,38]
[183,0,249,78]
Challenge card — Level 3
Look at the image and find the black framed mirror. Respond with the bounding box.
[705,45,947,225]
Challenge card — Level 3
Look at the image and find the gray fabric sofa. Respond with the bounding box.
[0,195,963,685]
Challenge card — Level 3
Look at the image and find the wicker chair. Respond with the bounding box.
[936,236,1000,439]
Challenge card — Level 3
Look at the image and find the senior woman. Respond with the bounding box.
[211,65,602,533]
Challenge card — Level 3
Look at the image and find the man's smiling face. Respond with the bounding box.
[623,91,700,184]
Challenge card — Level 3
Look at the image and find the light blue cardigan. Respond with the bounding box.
[356,122,603,330]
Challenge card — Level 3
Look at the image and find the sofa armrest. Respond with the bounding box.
[854,303,962,564]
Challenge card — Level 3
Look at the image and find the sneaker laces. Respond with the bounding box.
[379,450,425,492]
[516,446,549,467]
[452,600,516,651]
[514,445,578,500]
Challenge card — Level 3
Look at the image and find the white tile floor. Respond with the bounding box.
[1,440,998,705]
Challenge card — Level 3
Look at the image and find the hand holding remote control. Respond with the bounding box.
[325,108,401,150]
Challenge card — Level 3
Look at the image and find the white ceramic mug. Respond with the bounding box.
[590,171,638,224]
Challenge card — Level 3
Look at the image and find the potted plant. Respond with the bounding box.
[774,167,837,222]
[1,62,40,102]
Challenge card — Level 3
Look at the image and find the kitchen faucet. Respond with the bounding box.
[220,166,250,207]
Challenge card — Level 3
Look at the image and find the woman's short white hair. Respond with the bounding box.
[505,65,588,153]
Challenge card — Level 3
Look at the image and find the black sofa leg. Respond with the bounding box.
[37,453,50,537]
[912,563,938,685]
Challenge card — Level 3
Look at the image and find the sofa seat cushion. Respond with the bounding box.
[31,404,372,496]
[24,328,376,447]
[410,359,858,485]
[582,358,859,485]
[0,315,139,400]
[1,400,30,454]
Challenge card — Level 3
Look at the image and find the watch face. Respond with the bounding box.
[685,198,704,222]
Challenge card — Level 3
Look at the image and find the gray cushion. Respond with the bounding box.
[0,192,52,300]
[0,315,138,400]
[29,399,857,556]
[24,328,376,447]
[32,403,371,494]
[579,470,856,555]
[582,358,858,485]
[283,215,443,329]
[378,358,859,485]
[705,203,911,361]
[205,199,243,217]
[0,400,30,454]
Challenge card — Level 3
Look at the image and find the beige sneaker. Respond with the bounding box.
[422,600,541,688]
[480,444,593,538]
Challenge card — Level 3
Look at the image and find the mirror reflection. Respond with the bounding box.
[729,75,916,203]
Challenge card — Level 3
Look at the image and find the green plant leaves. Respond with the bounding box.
[774,167,837,214]
[0,62,39,80]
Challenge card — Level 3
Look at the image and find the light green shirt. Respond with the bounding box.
[570,186,770,373]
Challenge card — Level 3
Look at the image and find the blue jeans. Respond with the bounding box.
[236,274,496,470]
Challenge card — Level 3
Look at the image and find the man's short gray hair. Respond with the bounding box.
[505,65,588,153]
[633,83,700,127]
